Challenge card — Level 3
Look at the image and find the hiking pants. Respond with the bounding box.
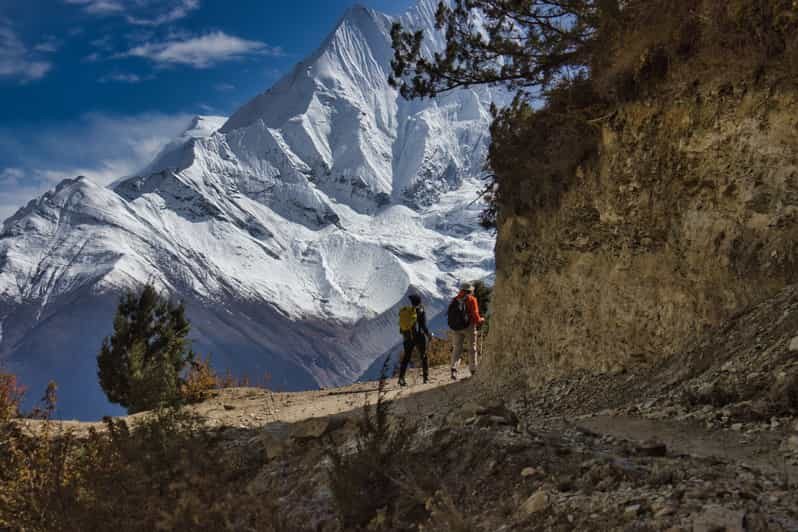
[451,327,478,373]
[399,331,428,380]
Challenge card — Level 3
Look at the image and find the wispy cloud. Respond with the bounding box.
[64,0,200,26]
[125,31,281,68]
[65,0,125,15]
[33,37,61,53]
[214,82,235,91]
[0,21,52,82]
[127,0,199,26]
[0,112,194,219]
[98,72,152,83]
[0,167,24,187]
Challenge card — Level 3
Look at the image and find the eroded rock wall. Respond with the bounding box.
[488,77,798,380]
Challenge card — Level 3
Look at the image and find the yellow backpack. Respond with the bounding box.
[398,306,417,333]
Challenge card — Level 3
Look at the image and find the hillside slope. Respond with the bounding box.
[489,64,798,382]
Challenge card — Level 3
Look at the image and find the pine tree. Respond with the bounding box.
[388,0,613,100]
[98,285,194,413]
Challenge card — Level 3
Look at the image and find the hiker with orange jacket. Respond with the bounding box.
[447,282,485,380]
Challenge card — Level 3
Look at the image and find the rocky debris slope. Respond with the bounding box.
[204,377,798,531]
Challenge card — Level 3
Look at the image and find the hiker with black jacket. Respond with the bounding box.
[397,293,432,386]
[448,282,485,380]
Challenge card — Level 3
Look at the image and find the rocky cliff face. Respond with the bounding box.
[488,74,798,380]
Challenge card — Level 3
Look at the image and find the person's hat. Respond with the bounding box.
[460,282,474,292]
[408,293,421,305]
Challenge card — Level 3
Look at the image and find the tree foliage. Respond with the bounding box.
[389,0,616,100]
[98,285,194,413]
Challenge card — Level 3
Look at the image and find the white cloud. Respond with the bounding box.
[126,0,199,26]
[0,112,194,219]
[64,0,199,26]
[125,31,280,68]
[0,183,51,222]
[214,82,235,91]
[64,0,125,15]
[0,168,24,186]
[0,22,52,82]
[33,37,61,53]
[98,72,152,83]
[90,35,114,50]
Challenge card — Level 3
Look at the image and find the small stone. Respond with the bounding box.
[624,504,641,517]
[521,467,539,478]
[520,489,550,516]
[636,439,667,457]
[731,423,744,431]
[291,417,330,440]
[655,506,675,518]
[692,505,745,532]
[223,404,236,410]
[785,435,798,450]
[610,365,626,376]
[789,336,798,352]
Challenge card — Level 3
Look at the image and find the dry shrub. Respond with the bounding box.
[489,79,603,220]
[70,408,285,532]
[594,0,798,101]
[326,362,414,530]
[0,368,25,421]
[180,355,220,403]
[0,389,287,531]
[181,356,274,403]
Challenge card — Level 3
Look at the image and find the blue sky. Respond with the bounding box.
[0,0,414,220]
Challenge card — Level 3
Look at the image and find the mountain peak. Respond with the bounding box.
[0,0,499,420]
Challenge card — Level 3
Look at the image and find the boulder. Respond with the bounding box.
[520,489,550,517]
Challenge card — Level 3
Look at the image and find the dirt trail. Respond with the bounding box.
[574,415,798,478]
[25,365,797,485]
[26,366,467,436]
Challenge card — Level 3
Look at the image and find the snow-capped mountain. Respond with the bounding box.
[0,0,501,419]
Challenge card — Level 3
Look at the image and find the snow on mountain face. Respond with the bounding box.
[0,0,500,420]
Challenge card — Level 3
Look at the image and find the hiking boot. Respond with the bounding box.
[398,377,407,387]
[423,376,429,384]
[450,368,457,381]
